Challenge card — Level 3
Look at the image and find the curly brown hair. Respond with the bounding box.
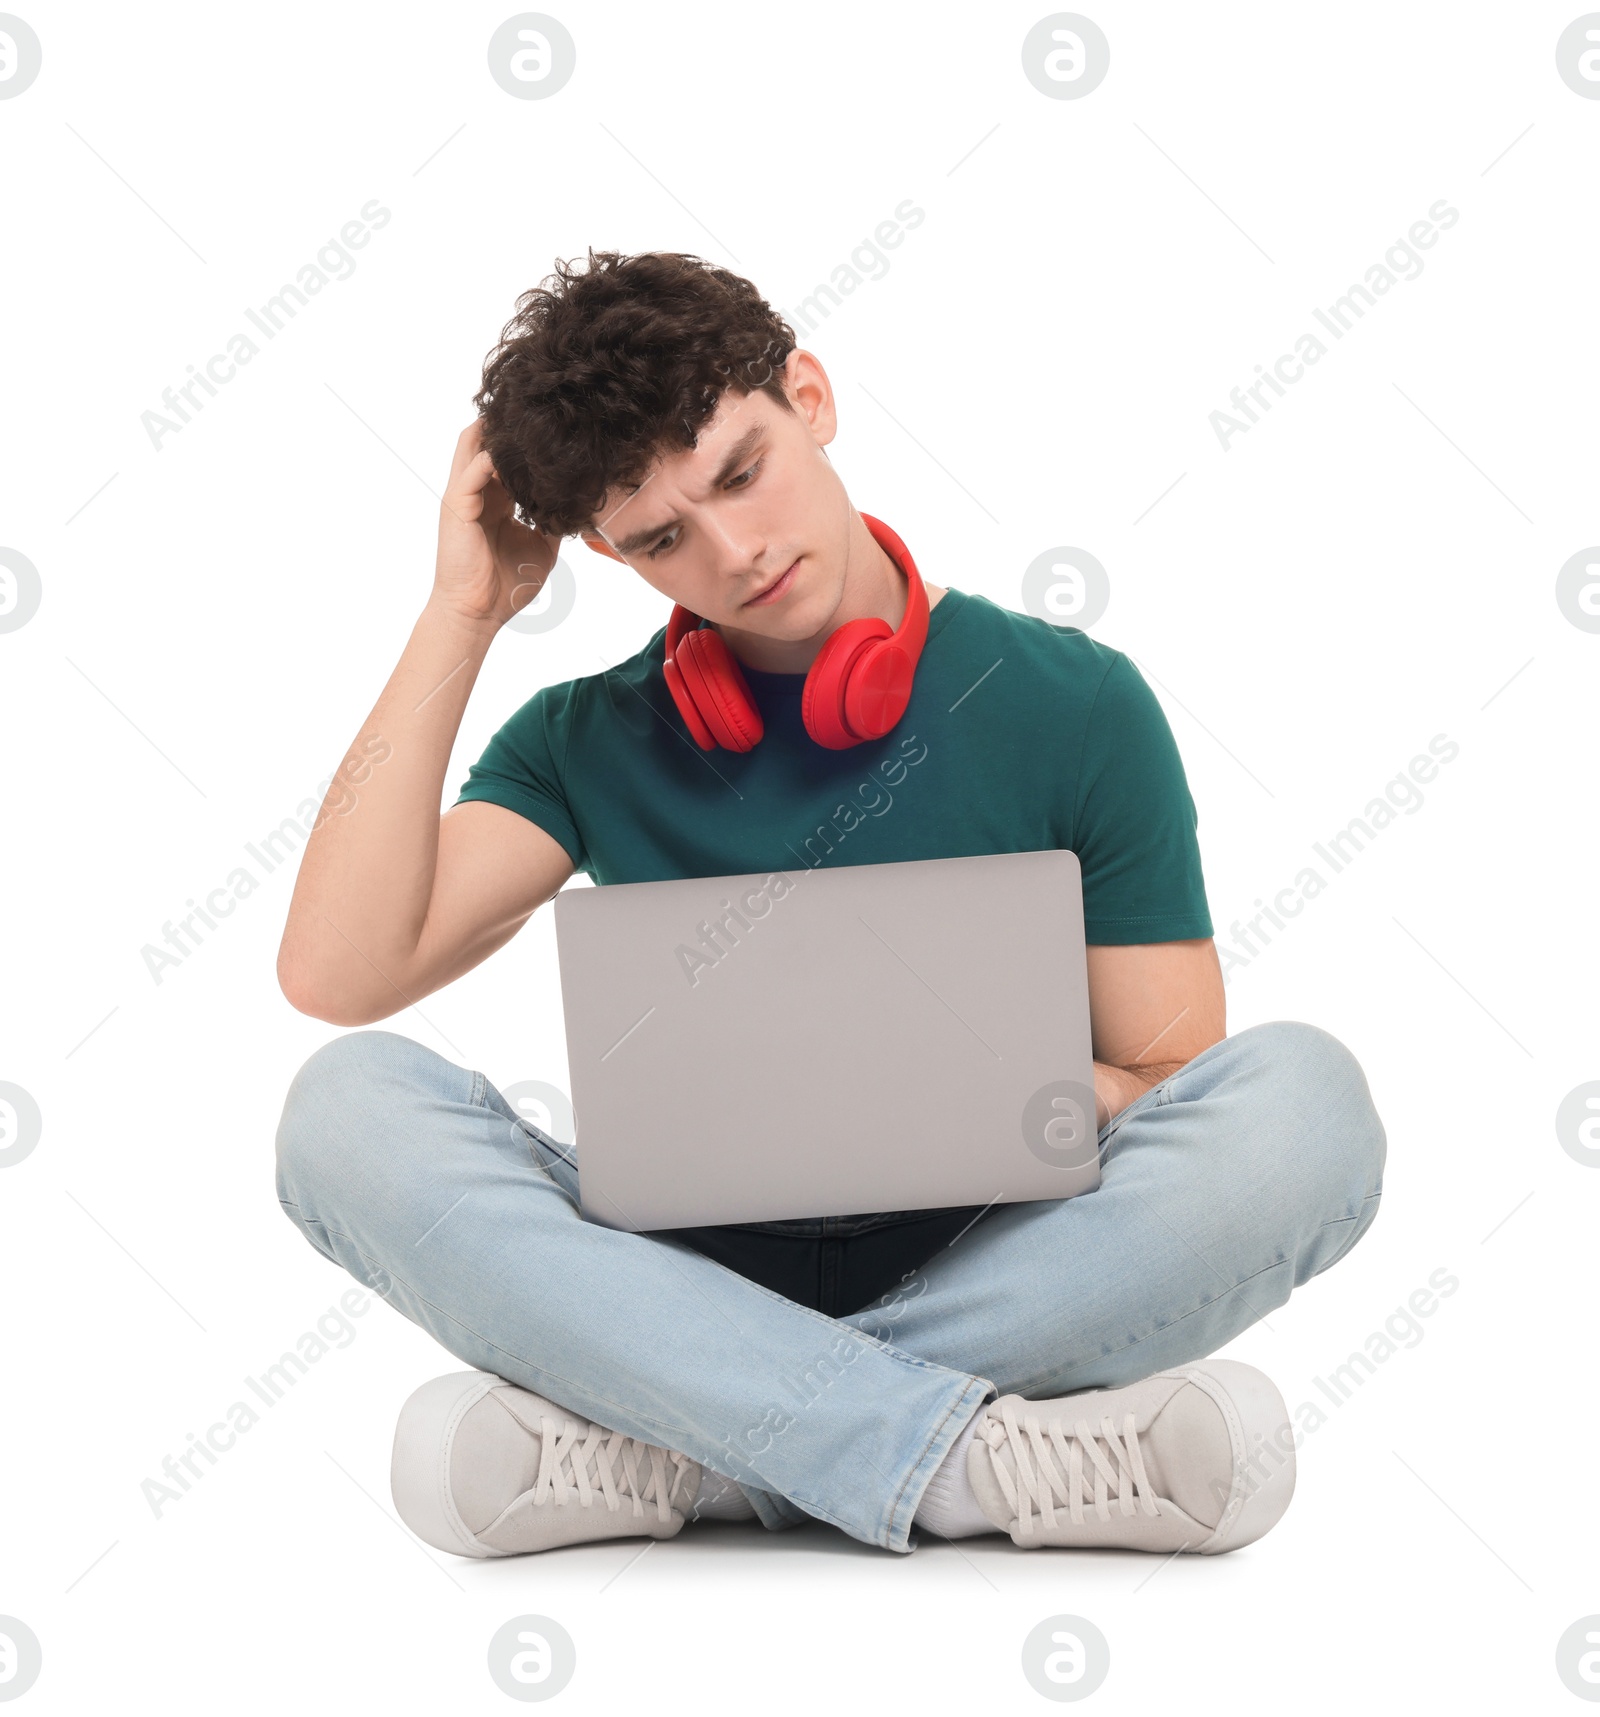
[473,249,798,540]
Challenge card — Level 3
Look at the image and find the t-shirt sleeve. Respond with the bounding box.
[451,685,589,872]
[1070,651,1214,944]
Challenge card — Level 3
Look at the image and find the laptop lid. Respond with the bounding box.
[552,848,1099,1230]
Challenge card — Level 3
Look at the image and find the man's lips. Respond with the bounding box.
[742,558,800,607]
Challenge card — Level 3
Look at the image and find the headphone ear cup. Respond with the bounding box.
[842,640,916,740]
[675,627,765,752]
[801,617,891,750]
[663,653,717,749]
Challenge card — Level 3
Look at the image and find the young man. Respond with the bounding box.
[274,250,1386,1559]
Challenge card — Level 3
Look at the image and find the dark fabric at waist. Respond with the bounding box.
[659,1203,994,1318]
[718,1205,988,1239]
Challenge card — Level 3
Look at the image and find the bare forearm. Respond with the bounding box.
[277,598,496,1013]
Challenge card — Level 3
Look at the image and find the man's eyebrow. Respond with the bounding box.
[606,424,767,555]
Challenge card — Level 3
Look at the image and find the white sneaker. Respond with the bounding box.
[967,1359,1295,1554]
[391,1370,701,1558]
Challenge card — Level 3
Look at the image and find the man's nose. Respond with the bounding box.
[700,505,766,576]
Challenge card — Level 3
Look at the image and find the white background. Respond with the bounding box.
[2,1,1597,1710]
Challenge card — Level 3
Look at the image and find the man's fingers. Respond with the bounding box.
[445,447,501,513]
[446,420,490,485]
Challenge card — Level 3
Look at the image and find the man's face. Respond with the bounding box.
[580,350,854,650]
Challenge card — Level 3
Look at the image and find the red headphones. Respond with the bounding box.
[662,513,929,752]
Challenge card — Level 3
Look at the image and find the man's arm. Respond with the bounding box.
[276,422,574,1025]
[1086,938,1225,1128]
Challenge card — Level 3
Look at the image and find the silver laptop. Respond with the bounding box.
[552,848,1100,1230]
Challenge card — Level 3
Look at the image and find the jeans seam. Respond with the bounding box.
[1018,1184,1385,1390]
[277,1205,398,1296]
[1031,1253,1296,1388]
[1311,1191,1383,1270]
[884,1377,993,1549]
[1316,1191,1382,1232]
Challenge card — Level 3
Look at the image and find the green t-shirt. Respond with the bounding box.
[454,588,1213,945]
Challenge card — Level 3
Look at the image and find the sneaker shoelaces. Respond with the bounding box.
[977,1399,1163,1542]
[479,1397,697,1537]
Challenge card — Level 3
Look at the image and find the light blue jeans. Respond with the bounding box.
[274,1020,1385,1553]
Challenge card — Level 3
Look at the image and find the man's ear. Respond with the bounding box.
[580,530,626,565]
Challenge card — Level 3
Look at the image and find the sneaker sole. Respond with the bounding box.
[390,1369,506,1559]
[1184,1358,1297,1553]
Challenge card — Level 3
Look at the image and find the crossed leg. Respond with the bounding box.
[274,1020,1384,1552]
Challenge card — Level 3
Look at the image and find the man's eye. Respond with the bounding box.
[644,458,762,558]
